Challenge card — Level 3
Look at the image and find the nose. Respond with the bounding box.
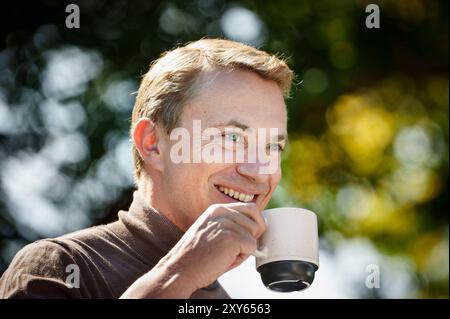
[236,160,274,184]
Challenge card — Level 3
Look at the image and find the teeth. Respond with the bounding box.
[217,186,255,203]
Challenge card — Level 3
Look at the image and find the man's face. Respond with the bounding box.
[157,69,287,230]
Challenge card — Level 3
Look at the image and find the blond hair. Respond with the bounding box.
[130,38,294,183]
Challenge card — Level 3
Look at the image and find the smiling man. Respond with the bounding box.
[0,39,293,299]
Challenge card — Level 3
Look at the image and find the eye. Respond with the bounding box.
[224,132,243,143]
[267,143,284,153]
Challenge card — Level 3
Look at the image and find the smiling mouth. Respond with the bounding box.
[215,185,257,203]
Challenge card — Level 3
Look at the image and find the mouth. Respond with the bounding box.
[214,184,259,203]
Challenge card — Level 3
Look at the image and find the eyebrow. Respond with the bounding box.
[274,133,288,144]
[212,119,288,144]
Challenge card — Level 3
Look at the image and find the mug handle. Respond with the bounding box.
[252,216,269,258]
[252,245,268,258]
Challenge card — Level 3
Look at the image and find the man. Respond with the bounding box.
[0,38,293,298]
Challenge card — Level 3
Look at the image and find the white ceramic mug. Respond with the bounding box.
[252,207,319,292]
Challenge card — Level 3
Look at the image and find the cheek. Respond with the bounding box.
[269,169,282,193]
[162,161,195,193]
[174,162,219,194]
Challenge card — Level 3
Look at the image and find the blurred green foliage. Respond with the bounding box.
[0,0,448,298]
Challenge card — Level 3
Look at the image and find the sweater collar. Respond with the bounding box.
[114,188,184,266]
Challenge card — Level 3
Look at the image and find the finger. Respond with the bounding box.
[218,218,258,255]
[223,203,266,237]
[225,209,260,238]
[228,253,251,271]
[209,204,263,238]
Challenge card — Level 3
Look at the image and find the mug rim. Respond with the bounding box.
[263,207,317,217]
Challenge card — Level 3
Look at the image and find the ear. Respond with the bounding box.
[133,118,164,172]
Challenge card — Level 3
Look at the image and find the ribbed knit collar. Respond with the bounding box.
[113,188,185,266]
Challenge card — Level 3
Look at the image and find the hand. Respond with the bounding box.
[162,202,266,291]
[120,202,266,298]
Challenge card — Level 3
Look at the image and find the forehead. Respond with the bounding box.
[180,69,287,133]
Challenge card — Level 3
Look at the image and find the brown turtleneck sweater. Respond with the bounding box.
[0,189,230,299]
